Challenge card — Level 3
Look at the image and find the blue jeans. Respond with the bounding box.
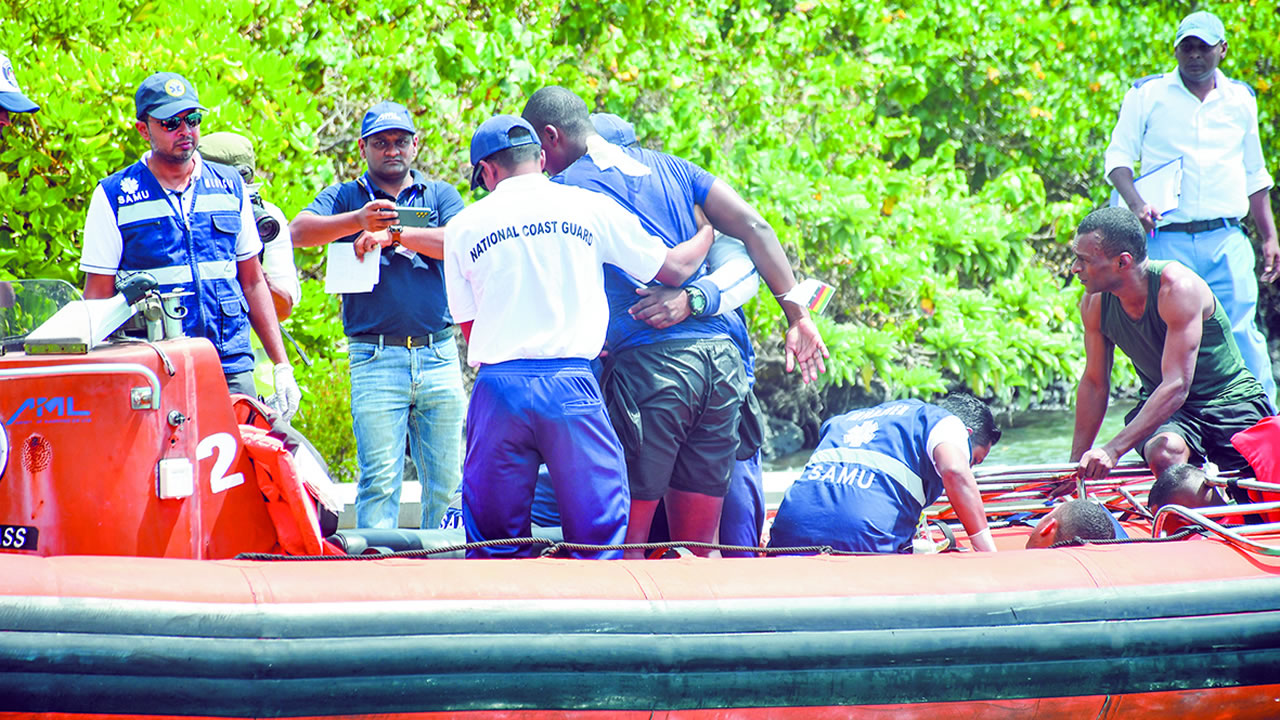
[1150,225,1276,404]
[349,338,464,529]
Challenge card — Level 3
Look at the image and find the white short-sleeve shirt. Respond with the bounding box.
[1104,69,1273,224]
[443,172,667,366]
[925,415,971,474]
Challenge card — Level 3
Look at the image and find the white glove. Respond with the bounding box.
[269,363,301,423]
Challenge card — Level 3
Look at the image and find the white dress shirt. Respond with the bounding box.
[1104,69,1273,224]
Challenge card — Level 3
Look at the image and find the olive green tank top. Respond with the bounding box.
[1099,261,1260,407]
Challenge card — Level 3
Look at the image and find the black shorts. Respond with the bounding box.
[602,337,748,500]
[1127,393,1272,471]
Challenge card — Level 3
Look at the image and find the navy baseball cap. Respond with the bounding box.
[590,112,636,147]
[361,101,415,139]
[1175,11,1226,47]
[134,72,205,121]
[469,114,540,189]
[0,53,38,113]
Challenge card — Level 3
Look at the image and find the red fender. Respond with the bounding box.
[1231,416,1280,523]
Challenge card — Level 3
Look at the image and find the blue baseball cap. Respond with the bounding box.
[590,112,636,147]
[0,53,38,114]
[469,114,540,189]
[134,72,205,121]
[1175,11,1226,47]
[361,101,415,139]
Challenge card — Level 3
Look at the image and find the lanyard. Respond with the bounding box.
[357,173,421,207]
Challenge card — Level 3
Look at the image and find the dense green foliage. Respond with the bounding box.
[2,0,1277,469]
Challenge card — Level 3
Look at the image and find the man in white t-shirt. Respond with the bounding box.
[443,114,713,559]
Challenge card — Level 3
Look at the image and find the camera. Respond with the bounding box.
[249,192,280,243]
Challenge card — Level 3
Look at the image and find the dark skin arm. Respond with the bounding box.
[1069,294,1115,463]
[653,224,715,287]
[83,272,116,300]
[1248,187,1279,284]
[1107,167,1161,235]
[701,179,828,383]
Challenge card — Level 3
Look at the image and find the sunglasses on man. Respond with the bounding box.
[153,112,203,132]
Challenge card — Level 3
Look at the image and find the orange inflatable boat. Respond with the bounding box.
[2,280,1279,719]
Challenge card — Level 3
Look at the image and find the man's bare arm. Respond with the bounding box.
[394,226,446,259]
[654,224,714,286]
[1070,294,1114,462]
[1248,187,1279,284]
[83,272,117,300]
[701,179,828,382]
[1107,167,1161,235]
[1103,269,1203,460]
[290,200,399,248]
[935,442,995,552]
[238,257,289,366]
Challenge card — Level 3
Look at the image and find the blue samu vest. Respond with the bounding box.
[100,160,252,374]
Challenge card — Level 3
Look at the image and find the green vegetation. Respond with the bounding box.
[2,0,1277,463]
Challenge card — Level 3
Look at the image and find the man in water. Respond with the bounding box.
[1024,500,1117,549]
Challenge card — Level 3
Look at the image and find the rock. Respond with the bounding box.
[762,416,805,461]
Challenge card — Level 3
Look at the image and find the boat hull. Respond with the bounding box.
[3,543,1280,718]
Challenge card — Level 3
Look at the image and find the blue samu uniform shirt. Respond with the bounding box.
[769,400,966,553]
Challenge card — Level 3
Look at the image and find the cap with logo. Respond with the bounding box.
[360,101,416,139]
[200,132,257,185]
[1175,11,1226,47]
[590,112,637,147]
[0,52,38,113]
[468,114,540,190]
[135,72,206,121]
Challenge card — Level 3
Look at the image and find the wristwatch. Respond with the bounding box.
[685,286,708,317]
[388,224,403,247]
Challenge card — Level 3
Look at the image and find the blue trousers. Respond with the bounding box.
[1150,225,1276,403]
[462,359,629,559]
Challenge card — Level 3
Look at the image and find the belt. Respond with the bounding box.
[1159,217,1240,235]
[348,327,455,348]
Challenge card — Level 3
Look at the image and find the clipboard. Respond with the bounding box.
[1109,157,1181,215]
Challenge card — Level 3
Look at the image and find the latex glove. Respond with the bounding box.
[269,363,301,423]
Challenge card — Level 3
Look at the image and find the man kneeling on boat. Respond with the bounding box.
[767,393,1000,554]
[1069,207,1274,483]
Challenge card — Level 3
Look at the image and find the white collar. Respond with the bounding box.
[584,134,651,177]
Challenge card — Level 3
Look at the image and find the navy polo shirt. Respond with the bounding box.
[552,145,731,353]
[303,170,464,337]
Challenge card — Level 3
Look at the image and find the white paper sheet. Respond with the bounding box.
[324,242,381,294]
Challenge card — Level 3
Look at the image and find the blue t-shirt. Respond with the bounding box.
[303,170,464,337]
[552,145,731,352]
[768,400,961,553]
